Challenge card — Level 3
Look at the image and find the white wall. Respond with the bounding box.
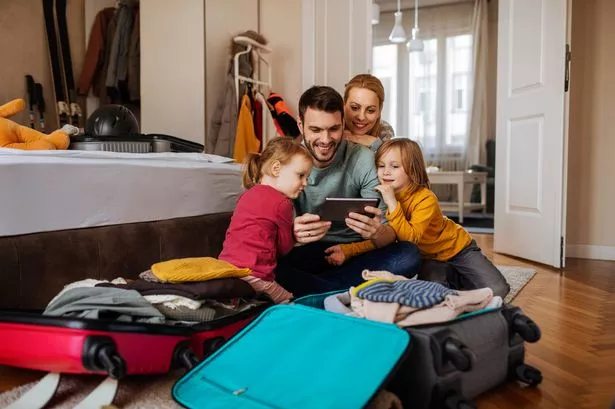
[303,0,372,96]
[140,0,206,144]
[566,0,615,260]
[259,0,303,116]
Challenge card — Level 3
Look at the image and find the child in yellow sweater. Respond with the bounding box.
[325,138,510,298]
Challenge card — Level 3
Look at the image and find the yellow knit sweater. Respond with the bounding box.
[340,186,472,262]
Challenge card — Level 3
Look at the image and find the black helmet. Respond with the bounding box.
[85,105,139,137]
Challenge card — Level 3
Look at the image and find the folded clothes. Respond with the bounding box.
[43,287,165,323]
[354,279,457,309]
[96,277,255,300]
[323,291,359,317]
[143,295,203,310]
[48,278,128,307]
[139,269,164,283]
[151,257,251,283]
[154,304,216,322]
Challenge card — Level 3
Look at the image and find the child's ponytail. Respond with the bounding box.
[241,137,313,190]
[242,153,262,189]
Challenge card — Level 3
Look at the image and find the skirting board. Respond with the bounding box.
[566,245,615,261]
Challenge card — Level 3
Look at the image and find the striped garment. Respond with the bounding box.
[355,279,457,309]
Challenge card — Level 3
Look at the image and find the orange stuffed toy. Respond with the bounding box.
[0,99,79,150]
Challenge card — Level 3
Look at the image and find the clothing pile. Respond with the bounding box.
[77,0,140,105]
[323,270,503,327]
[208,30,299,162]
[43,257,265,325]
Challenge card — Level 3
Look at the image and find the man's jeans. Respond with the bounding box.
[275,241,421,298]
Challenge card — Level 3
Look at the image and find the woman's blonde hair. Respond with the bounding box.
[375,138,430,194]
[242,137,312,189]
[343,73,385,137]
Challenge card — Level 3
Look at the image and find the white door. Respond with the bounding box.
[494,0,570,267]
[302,0,372,95]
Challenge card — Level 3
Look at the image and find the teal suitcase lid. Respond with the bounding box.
[173,304,410,409]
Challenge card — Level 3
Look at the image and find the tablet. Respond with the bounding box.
[319,197,380,222]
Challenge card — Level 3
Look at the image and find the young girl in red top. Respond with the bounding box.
[218,137,313,303]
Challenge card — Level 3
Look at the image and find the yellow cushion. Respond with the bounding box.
[152,257,251,283]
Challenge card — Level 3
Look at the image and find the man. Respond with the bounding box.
[275,86,421,297]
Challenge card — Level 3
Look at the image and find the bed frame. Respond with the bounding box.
[0,212,232,309]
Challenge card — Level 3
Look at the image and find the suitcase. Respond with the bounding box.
[293,291,542,409]
[172,304,411,409]
[69,133,205,153]
[0,298,271,409]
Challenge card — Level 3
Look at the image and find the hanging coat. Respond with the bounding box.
[208,72,238,157]
[233,94,261,164]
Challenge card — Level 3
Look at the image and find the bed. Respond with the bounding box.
[0,148,243,237]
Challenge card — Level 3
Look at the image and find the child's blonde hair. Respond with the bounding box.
[242,137,312,189]
[375,138,430,194]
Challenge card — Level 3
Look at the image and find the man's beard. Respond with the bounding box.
[305,139,339,165]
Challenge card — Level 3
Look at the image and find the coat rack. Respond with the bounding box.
[233,36,272,104]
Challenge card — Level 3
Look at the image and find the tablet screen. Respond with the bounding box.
[319,197,380,222]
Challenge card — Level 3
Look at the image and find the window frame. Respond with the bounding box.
[372,30,473,158]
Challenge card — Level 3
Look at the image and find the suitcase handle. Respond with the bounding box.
[443,338,473,372]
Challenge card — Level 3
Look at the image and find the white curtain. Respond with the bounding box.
[465,0,489,168]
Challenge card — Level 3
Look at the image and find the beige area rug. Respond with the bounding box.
[496,264,537,304]
[0,265,536,409]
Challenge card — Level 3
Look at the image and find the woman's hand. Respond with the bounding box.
[375,184,398,212]
[345,206,382,240]
[343,130,377,148]
[294,213,331,244]
[324,245,346,266]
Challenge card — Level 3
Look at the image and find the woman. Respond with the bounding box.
[343,74,395,152]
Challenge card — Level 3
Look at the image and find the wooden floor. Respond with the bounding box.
[0,234,613,408]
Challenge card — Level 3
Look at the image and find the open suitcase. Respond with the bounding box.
[0,298,270,409]
[293,291,543,409]
[172,304,411,409]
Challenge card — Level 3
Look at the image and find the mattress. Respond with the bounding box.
[0,148,243,237]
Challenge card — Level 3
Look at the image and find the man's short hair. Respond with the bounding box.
[298,86,344,123]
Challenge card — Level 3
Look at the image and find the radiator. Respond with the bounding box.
[425,153,465,202]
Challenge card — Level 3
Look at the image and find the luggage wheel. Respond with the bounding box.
[444,392,476,409]
[512,315,541,343]
[443,337,473,372]
[173,343,199,370]
[82,336,127,380]
[515,364,543,386]
[203,337,226,358]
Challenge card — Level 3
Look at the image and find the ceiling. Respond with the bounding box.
[374,0,471,13]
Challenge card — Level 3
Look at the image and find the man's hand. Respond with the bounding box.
[294,213,331,244]
[374,184,398,212]
[345,205,382,240]
[324,245,346,266]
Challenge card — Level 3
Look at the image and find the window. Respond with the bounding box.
[409,39,438,151]
[372,44,398,130]
[373,33,473,157]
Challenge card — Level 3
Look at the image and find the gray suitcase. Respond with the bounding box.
[385,304,542,408]
[294,293,542,409]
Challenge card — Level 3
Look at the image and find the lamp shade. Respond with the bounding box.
[388,11,407,43]
[407,27,424,52]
